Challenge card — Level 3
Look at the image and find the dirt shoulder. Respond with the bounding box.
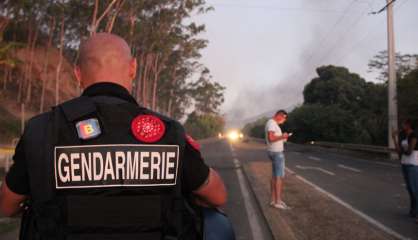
[243,161,398,240]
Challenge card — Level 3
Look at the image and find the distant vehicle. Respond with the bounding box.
[220,129,244,142]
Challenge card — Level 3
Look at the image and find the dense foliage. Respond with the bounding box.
[0,0,226,142]
[184,111,225,139]
[244,62,418,146]
[0,0,225,119]
[398,69,418,125]
[242,117,269,139]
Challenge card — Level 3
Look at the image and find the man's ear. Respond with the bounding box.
[129,57,137,80]
[74,66,82,85]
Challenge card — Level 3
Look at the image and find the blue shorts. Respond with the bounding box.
[268,151,285,177]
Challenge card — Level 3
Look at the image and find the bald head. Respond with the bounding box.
[75,33,136,91]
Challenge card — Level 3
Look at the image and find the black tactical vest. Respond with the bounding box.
[20,95,200,240]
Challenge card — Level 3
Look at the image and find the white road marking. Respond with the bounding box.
[308,156,321,161]
[229,144,264,240]
[295,165,336,176]
[326,154,397,168]
[366,161,398,168]
[337,164,362,173]
[287,167,410,240]
[233,158,240,167]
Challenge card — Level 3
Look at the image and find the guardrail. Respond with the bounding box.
[246,137,395,155]
[309,141,395,154]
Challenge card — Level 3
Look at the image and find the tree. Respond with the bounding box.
[242,117,269,139]
[184,111,225,139]
[189,68,225,115]
[286,104,360,144]
[0,0,221,122]
[398,69,418,124]
[296,65,388,145]
[368,50,418,82]
[303,65,370,113]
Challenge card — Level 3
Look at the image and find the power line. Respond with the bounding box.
[301,0,360,66]
[334,0,408,66]
[369,0,397,14]
[294,0,368,83]
[316,5,370,65]
[211,3,365,14]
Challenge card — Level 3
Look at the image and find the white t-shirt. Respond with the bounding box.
[400,139,418,165]
[265,119,284,152]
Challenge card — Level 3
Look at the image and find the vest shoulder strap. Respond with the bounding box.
[59,96,97,122]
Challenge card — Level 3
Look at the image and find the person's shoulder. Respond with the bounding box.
[26,111,52,129]
[266,119,276,127]
[140,108,183,129]
[19,111,53,144]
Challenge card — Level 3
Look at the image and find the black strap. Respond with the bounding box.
[60,96,97,122]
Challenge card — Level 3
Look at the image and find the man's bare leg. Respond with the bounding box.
[275,177,283,203]
[271,178,277,204]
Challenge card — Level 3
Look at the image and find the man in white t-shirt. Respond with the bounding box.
[265,110,290,209]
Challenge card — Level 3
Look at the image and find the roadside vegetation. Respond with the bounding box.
[0,0,225,143]
[244,52,418,145]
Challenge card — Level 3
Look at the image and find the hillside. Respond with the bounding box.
[0,46,78,143]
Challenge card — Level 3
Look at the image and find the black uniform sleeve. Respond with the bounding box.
[5,137,30,195]
[182,142,210,193]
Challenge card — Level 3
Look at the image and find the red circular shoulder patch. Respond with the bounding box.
[131,115,166,143]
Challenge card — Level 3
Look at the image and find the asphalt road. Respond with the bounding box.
[2,138,416,240]
[200,138,274,240]
[233,140,418,240]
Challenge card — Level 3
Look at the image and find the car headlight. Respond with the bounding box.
[227,131,239,141]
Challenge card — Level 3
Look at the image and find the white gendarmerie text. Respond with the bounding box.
[54,144,179,189]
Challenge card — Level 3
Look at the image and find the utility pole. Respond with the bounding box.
[386,0,398,155]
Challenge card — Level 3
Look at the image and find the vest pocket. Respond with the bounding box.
[66,195,162,232]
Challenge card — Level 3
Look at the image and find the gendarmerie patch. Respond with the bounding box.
[75,118,101,140]
[54,144,179,189]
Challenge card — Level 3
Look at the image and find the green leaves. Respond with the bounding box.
[184,111,225,139]
[189,69,225,115]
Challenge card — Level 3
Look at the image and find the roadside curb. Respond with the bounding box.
[240,162,298,240]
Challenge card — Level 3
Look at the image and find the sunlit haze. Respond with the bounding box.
[193,0,418,127]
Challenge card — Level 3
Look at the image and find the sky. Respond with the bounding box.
[192,0,418,127]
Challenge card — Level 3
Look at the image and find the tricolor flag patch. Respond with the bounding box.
[76,118,101,140]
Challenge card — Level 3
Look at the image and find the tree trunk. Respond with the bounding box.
[18,24,33,103]
[0,17,9,41]
[55,15,65,106]
[40,17,55,113]
[142,53,153,108]
[90,0,119,35]
[105,0,125,33]
[90,0,99,35]
[134,53,144,100]
[25,24,39,103]
[151,54,160,110]
[167,69,177,117]
[128,8,135,47]
[2,67,8,91]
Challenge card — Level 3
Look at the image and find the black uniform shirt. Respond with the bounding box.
[6,82,210,195]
